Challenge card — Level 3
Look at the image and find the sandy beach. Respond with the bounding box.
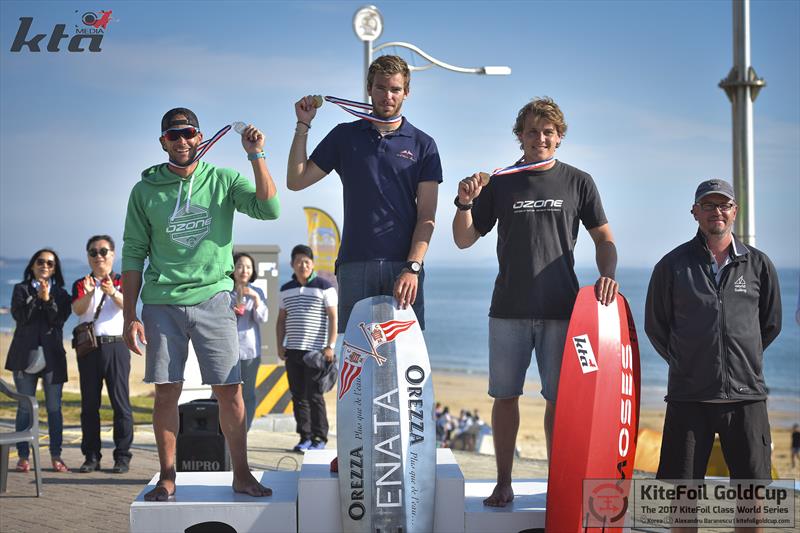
[1,332,797,479]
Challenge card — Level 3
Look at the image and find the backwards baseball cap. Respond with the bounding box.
[291,244,314,261]
[161,107,199,133]
[694,179,735,203]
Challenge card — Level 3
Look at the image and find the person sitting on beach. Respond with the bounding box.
[645,179,782,500]
[71,235,133,474]
[277,245,337,453]
[231,252,269,431]
[5,248,72,473]
[452,97,618,507]
[451,410,479,451]
[792,424,800,469]
[288,55,442,332]
[122,107,279,501]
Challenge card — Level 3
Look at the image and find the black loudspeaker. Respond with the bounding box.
[176,399,231,472]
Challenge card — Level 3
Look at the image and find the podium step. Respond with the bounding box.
[298,448,465,533]
[464,479,547,533]
[130,470,297,533]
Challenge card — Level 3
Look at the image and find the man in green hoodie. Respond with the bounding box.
[122,108,280,501]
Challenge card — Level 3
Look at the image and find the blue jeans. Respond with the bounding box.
[240,357,261,430]
[336,260,426,333]
[13,370,64,458]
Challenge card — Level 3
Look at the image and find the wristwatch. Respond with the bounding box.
[325,343,335,351]
[454,195,473,211]
[403,261,422,275]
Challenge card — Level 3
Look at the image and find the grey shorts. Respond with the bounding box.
[142,291,241,385]
[336,261,425,333]
[488,317,569,401]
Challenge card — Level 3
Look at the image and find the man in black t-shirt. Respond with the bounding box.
[452,97,619,507]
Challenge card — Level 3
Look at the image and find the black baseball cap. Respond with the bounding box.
[291,244,314,261]
[161,107,199,133]
[694,179,736,203]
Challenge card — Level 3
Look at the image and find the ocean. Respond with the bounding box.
[2,258,798,420]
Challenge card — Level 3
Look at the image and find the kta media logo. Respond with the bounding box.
[79,11,113,32]
[10,10,113,52]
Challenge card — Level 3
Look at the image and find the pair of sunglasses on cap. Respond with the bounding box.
[161,126,200,141]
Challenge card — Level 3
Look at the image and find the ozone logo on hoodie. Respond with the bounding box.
[167,203,212,248]
[166,178,213,248]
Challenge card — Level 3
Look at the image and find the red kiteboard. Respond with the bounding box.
[545,287,641,532]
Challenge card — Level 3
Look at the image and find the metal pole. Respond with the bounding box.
[719,0,765,246]
[733,0,755,245]
[364,40,372,103]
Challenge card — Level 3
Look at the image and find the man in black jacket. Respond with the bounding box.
[645,178,782,485]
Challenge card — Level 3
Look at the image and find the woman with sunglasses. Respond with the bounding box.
[71,235,132,474]
[4,248,72,473]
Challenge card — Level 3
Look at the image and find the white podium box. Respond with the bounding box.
[298,448,465,533]
[130,470,297,533]
[464,479,547,533]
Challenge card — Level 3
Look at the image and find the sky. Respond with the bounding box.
[1,0,798,269]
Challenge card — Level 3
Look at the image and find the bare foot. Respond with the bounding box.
[233,471,272,497]
[144,479,176,502]
[483,482,514,507]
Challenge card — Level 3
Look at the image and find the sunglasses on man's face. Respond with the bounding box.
[88,248,110,258]
[35,258,55,268]
[162,126,199,141]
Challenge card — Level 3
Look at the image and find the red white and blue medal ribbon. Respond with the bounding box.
[490,157,555,177]
[323,95,402,125]
[168,124,233,169]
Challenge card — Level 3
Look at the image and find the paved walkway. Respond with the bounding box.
[3,422,796,532]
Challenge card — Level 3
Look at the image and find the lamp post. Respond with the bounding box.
[719,0,765,246]
[353,5,511,102]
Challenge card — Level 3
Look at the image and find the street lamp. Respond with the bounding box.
[353,5,511,102]
[718,0,765,246]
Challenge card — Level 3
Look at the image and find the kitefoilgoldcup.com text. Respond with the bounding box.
[581,479,796,529]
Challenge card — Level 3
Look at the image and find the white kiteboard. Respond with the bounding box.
[336,295,436,533]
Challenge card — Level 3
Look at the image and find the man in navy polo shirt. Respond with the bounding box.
[287,55,442,331]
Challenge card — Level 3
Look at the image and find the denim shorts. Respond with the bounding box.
[488,317,569,401]
[336,261,425,333]
[142,291,241,385]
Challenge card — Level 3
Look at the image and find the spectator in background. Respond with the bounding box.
[436,406,454,447]
[71,235,133,474]
[277,245,337,452]
[5,248,71,473]
[231,252,268,430]
[795,276,799,326]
